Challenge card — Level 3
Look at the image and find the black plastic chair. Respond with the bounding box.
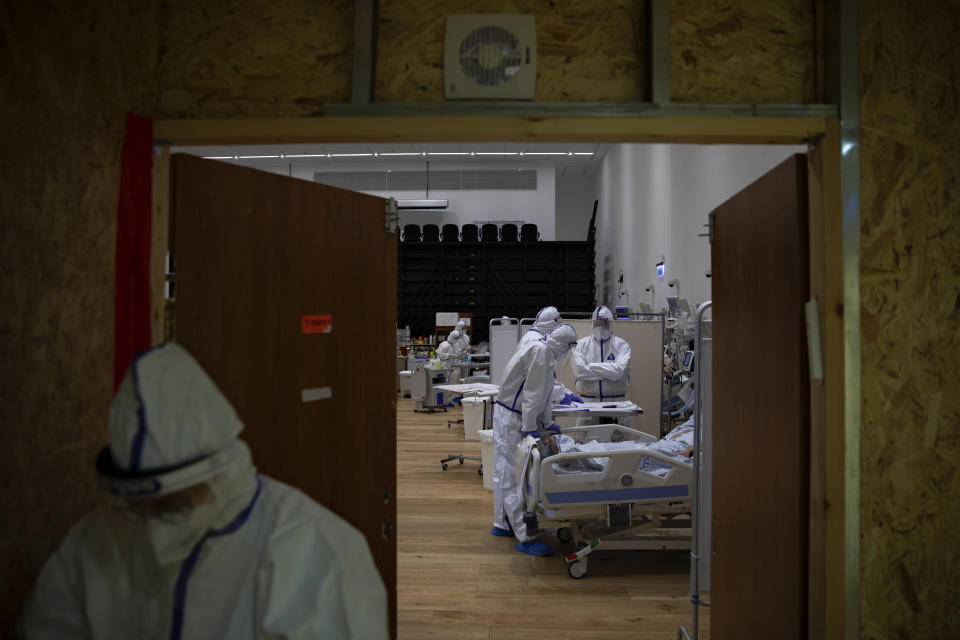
[403,224,421,242]
[520,223,540,241]
[441,224,460,242]
[481,223,499,242]
[461,224,480,242]
[422,224,440,242]
[500,223,519,241]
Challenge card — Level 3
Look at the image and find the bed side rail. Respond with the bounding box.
[538,448,693,509]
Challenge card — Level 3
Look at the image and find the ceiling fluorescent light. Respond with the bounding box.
[475,152,517,156]
[203,156,234,159]
[237,155,280,159]
[573,152,595,156]
[397,199,449,210]
[329,153,373,157]
[379,152,420,156]
[427,152,470,156]
[522,152,566,156]
[284,153,328,158]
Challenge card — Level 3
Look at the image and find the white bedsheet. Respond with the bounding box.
[552,421,694,477]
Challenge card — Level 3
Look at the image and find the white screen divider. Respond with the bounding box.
[554,317,664,437]
[488,318,520,386]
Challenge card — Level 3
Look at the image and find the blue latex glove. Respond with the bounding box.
[559,392,583,405]
[545,423,562,436]
[521,429,540,438]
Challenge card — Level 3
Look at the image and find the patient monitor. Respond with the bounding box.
[681,350,695,374]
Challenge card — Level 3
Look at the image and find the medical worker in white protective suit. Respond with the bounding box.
[490,323,579,556]
[18,343,388,640]
[454,319,471,355]
[572,306,632,422]
[437,329,460,383]
[517,306,581,405]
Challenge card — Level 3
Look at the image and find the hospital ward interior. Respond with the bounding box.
[7,3,957,639]
[156,139,809,639]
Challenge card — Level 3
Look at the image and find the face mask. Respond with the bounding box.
[146,498,219,566]
[593,325,611,341]
[555,349,571,367]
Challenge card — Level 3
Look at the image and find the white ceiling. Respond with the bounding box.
[171,142,608,175]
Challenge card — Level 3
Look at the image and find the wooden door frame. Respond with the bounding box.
[152,114,848,638]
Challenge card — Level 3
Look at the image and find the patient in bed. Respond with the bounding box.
[542,417,695,477]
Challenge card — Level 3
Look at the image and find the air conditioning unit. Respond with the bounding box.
[444,14,536,100]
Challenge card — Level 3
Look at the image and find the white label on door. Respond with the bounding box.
[301,387,333,403]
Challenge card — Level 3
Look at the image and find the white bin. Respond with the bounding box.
[461,397,487,440]
[398,370,413,397]
[478,429,494,490]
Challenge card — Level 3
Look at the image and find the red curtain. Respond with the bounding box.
[113,112,153,390]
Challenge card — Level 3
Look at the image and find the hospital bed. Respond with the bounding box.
[518,423,692,578]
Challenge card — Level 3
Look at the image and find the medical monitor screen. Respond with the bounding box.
[667,296,679,310]
[683,352,693,367]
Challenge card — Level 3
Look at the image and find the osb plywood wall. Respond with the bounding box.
[156,0,353,118]
[859,2,960,638]
[0,2,160,631]
[670,0,817,103]
[377,0,645,102]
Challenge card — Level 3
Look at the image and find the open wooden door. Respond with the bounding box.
[169,154,397,635]
[710,154,810,638]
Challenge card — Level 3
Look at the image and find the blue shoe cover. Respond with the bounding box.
[490,526,513,537]
[452,397,462,404]
[515,541,555,556]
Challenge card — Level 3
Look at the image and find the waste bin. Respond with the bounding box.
[478,429,494,490]
[461,397,487,440]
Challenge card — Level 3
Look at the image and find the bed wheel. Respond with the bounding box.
[557,527,573,543]
[441,463,448,470]
[568,560,587,579]
[477,468,483,476]
[458,457,464,464]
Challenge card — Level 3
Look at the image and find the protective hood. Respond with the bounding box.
[99,343,245,499]
[545,323,578,361]
[532,306,561,335]
[455,320,466,331]
[592,306,614,341]
[448,330,460,342]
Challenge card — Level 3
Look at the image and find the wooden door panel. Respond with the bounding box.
[710,154,810,638]
[171,154,397,633]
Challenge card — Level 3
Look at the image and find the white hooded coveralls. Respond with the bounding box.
[19,343,388,640]
[491,324,577,540]
[516,306,570,403]
[572,306,632,401]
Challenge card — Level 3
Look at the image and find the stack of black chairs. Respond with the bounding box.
[500,223,519,241]
[422,224,440,242]
[402,224,421,243]
[461,224,480,242]
[441,224,460,242]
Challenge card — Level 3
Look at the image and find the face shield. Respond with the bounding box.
[592,306,614,341]
[546,324,578,363]
[101,440,257,566]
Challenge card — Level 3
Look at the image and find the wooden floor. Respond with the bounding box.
[395,395,709,639]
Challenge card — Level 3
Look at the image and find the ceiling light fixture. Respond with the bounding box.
[475,152,517,156]
[202,156,234,159]
[379,152,420,156]
[237,155,280,159]
[284,153,327,158]
[329,153,373,157]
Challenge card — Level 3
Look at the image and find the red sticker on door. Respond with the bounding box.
[302,315,333,334]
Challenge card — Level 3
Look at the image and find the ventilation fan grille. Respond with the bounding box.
[458,25,523,87]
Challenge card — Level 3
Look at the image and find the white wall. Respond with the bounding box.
[592,143,805,313]
[555,171,595,241]
[250,162,557,240]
